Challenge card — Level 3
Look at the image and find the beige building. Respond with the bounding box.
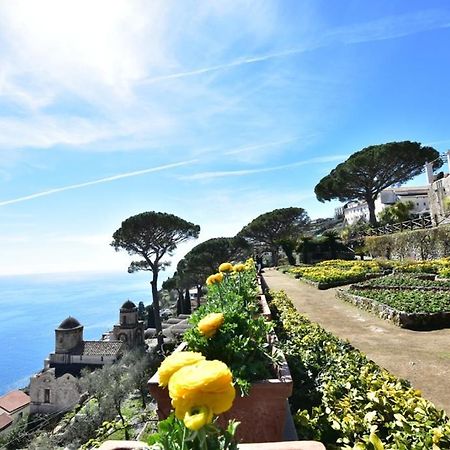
[29,369,80,415]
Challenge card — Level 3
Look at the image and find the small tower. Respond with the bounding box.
[120,300,138,328]
[112,300,145,348]
[55,317,83,354]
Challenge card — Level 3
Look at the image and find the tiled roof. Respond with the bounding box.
[78,341,123,356]
[0,390,30,413]
[0,413,12,431]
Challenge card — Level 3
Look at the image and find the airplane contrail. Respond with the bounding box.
[141,47,307,85]
[0,159,198,207]
[183,155,348,181]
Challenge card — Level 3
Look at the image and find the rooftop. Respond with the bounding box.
[0,390,30,413]
[72,340,124,356]
[0,413,12,431]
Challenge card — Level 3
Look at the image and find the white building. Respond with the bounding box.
[343,186,430,225]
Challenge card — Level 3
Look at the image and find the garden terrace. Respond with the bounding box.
[265,288,450,449]
[262,268,450,415]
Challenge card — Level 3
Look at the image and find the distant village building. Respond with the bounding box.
[29,300,144,415]
[342,186,430,225]
[0,390,30,436]
[111,300,145,348]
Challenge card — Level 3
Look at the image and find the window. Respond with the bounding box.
[44,388,50,404]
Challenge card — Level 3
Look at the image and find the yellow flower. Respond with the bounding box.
[169,360,235,420]
[233,263,246,272]
[206,272,224,285]
[219,262,234,272]
[183,405,214,431]
[157,351,205,387]
[198,312,224,338]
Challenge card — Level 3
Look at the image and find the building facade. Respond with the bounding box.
[343,186,430,225]
[0,390,30,436]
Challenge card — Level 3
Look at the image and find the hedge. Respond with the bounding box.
[365,226,450,260]
[268,289,450,450]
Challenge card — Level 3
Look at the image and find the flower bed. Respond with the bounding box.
[267,289,450,449]
[337,289,450,330]
[354,274,450,290]
[284,260,388,289]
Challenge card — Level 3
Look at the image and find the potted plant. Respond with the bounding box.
[148,261,293,443]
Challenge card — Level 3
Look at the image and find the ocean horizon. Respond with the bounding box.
[0,269,158,396]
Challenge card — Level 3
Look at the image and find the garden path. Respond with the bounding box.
[263,268,450,414]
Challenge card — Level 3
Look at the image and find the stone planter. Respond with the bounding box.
[148,343,293,443]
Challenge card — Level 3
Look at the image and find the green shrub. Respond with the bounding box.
[268,290,450,449]
[365,226,450,260]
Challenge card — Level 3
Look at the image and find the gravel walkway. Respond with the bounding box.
[263,268,450,414]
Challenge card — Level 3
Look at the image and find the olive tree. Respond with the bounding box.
[111,212,200,349]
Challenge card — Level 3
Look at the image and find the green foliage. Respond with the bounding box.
[268,290,450,449]
[378,201,414,226]
[148,414,239,450]
[181,237,251,285]
[356,274,450,289]
[314,141,441,225]
[365,226,450,261]
[111,211,200,273]
[350,287,450,314]
[238,207,310,265]
[183,268,273,394]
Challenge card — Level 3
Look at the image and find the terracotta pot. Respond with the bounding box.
[148,344,293,443]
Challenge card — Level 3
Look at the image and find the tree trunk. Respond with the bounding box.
[271,246,279,266]
[367,198,377,226]
[150,271,164,350]
[196,284,202,308]
[184,289,192,314]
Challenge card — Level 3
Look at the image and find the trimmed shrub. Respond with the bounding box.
[268,289,450,449]
[365,226,450,260]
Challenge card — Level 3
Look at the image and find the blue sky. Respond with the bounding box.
[0,0,450,275]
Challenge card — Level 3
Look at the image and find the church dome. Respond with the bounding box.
[57,316,82,330]
[121,300,136,310]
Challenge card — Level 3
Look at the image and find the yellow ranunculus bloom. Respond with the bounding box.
[157,351,205,387]
[169,360,235,420]
[198,312,224,338]
[183,405,214,431]
[206,272,224,285]
[233,263,245,272]
[219,262,234,272]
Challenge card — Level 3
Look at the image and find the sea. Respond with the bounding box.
[0,270,155,396]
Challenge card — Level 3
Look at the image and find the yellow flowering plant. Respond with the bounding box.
[149,355,239,449]
[184,260,274,394]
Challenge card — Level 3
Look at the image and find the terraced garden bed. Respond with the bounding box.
[339,274,450,329]
[282,259,389,289]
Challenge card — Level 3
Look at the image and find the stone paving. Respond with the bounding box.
[263,268,450,414]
